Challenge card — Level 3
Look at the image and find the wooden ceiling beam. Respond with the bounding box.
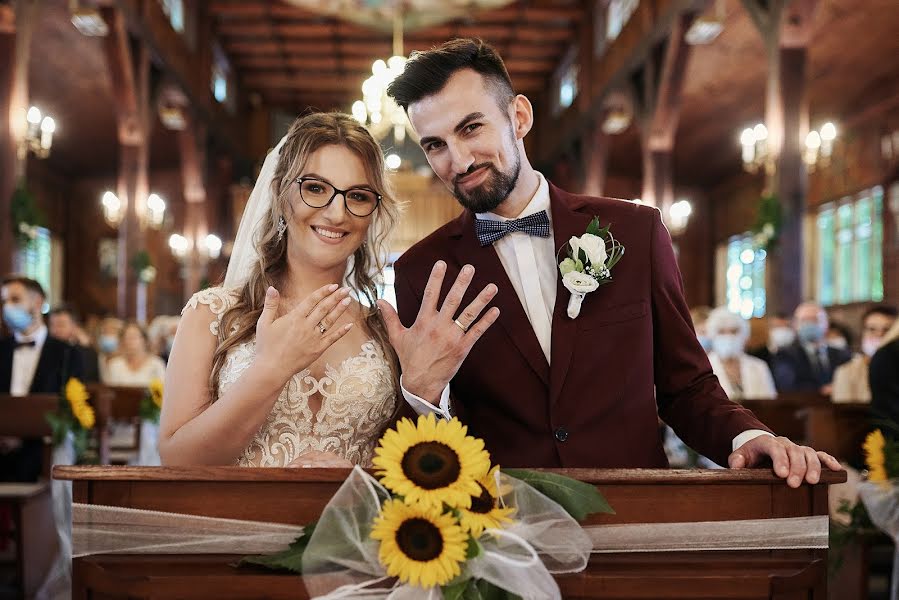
[244,73,545,92]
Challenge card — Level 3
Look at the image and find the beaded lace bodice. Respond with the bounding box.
[183,287,397,467]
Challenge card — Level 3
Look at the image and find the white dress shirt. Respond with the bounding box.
[402,173,771,452]
[10,325,48,397]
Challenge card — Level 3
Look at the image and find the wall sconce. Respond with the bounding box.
[803,122,837,172]
[19,106,55,159]
[739,123,771,175]
[101,191,122,226]
[168,233,190,260]
[667,199,693,235]
[146,193,166,229]
[200,234,222,260]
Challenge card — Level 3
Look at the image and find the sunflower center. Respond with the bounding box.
[469,482,496,514]
[395,518,444,562]
[401,441,461,490]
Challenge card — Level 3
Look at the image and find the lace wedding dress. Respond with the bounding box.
[183,286,398,467]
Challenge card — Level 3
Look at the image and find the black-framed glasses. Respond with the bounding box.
[295,177,381,217]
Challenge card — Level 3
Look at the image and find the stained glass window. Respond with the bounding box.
[726,233,766,319]
[14,227,53,303]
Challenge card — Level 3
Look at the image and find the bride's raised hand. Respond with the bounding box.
[255,284,354,382]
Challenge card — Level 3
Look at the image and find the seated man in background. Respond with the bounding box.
[0,276,83,481]
[705,307,777,401]
[748,313,794,367]
[832,305,898,403]
[771,302,851,395]
[49,305,100,383]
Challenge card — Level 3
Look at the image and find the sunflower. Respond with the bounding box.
[65,377,95,430]
[457,466,516,537]
[370,498,468,588]
[864,429,887,482]
[373,414,491,510]
[149,378,164,409]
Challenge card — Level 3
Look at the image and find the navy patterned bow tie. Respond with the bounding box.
[475,210,551,247]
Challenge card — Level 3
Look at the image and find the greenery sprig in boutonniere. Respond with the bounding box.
[139,378,164,422]
[45,377,96,462]
[558,217,625,318]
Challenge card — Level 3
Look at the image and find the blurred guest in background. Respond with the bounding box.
[748,313,794,367]
[833,306,898,403]
[0,276,83,481]
[771,302,851,394]
[689,306,713,353]
[102,321,165,387]
[94,316,124,381]
[870,320,899,435]
[49,305,101,383]
[706,307,777,401]
[826,321,852,353]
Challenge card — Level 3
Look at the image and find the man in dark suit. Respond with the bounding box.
[376,39,841,486]
[771,302,851,394]
[48,305,101,383]
[0,276,83,481]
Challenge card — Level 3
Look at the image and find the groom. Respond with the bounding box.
[377,39,841,486]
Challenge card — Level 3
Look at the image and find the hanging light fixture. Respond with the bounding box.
[19,106,56,159]
[351,11,415,146]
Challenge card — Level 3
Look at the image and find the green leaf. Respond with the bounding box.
[586,217,601,237]
[466,537,482,560]
[239,521,317,573]
[442,579,473,600]
[476,579,522,600]
[503,469,614,521]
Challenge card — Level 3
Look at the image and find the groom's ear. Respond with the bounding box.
[511,94,534,141]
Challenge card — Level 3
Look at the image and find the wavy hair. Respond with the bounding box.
[209,112,401,409]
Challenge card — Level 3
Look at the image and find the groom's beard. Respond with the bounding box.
[452,152,521,214]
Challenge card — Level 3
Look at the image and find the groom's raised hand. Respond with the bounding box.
[377,260,500,405]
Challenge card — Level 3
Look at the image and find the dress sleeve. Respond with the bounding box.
[181,287,239,337]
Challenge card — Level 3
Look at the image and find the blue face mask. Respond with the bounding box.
[2,304,34,333]
[98,335,119,354]
[712,334,744,359]
[697,335,714,353]
[797,323,824,344]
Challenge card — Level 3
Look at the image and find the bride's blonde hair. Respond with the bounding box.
[210,112,400,404]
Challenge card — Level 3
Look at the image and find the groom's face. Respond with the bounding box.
[408,69,523,213]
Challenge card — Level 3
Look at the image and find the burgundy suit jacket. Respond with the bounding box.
[393,183,771,468]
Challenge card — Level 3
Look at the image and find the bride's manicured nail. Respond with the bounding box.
[328,284,339,291]
[266,286,276,297]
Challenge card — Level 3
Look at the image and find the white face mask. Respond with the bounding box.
[712,334,744,359]
[828,337,848,351]
[769,326,795,351]
[862,336,882,358]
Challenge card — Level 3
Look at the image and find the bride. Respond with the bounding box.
[159,112,402,468]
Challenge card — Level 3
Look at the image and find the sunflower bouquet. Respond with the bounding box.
[139,378,164,422]
[245,414,612,599]
[45,377,96,462]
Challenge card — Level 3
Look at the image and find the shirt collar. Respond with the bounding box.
[15,324,48,347]
[475,172,550,222]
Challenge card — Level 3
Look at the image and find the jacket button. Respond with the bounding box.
[554,427,569,442]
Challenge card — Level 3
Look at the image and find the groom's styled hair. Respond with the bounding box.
[387,38,516,111]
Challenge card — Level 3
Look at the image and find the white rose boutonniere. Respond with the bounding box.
[558,217,625,318]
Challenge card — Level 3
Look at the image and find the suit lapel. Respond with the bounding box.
[30,339,56,393]
[548,184,595,407]
[450,210,550,385]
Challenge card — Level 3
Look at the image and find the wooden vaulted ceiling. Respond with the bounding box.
[207,0,583,111]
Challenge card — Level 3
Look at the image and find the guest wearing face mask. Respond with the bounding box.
[0,276,83,481]
[831,306,898,403]
[689,306,713,353]
[825,322,852,352]
[705,307,777,401]
[748,314,795,367]
[94,316,124,381]
[771,302,852,394]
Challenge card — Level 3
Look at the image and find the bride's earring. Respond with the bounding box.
[276,216,287,241]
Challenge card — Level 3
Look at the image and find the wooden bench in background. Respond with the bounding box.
[90,385,146,466]
[0,394,60,599]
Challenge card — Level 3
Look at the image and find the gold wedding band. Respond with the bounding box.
[317,321,327,334]
[454,319,469,333]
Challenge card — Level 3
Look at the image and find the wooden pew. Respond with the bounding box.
[797,402,871,465]
[740,392,830,444]
[89,385,147,465]
[0,394,60,599]
[55,466,846,600]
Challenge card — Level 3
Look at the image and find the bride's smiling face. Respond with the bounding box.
[285,144,379,271]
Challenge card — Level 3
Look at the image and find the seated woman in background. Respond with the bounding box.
[102,321,166,386]
[706,306,777,401]
[94,316,124,381]
[832,305,897,403]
